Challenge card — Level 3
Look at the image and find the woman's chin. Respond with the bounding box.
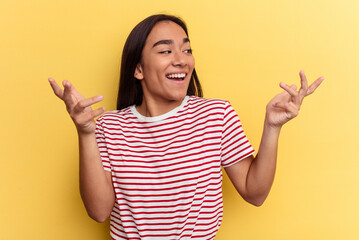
[169,92,187,102]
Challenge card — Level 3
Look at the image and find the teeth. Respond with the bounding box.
[167,73,186,79]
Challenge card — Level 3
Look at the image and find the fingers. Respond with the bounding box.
[73,95,104,113]
[274,101,299,119]
[307,76,324,95]
[299,70,308,93]
[298,71,324,96]
[273,84,295,101]
[49,77,104,113]
[279,83,297,94]
[89,107,106,119]
[279,82,300,105]
[72,107,106,126]
[48,78,64,99]
[69,94,105,126]
[280,71,324,105]
[69,96,105,132]
[48,78,105,134]
[267,71,323,127]
[62,80,76,111]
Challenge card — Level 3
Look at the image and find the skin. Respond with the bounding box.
[225,72,324,206]
[134,21,195,117]
[48,20,324,221]
[48,79,114,222]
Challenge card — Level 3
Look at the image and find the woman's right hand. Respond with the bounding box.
[48,78,105,135]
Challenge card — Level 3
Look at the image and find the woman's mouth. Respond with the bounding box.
[166,73,187,81]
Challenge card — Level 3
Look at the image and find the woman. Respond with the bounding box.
[49,14,323,240]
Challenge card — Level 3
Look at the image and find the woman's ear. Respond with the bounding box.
[134,64,144,80]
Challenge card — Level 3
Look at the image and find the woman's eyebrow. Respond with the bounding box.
[152,38,190,48]
[152,39,173,48]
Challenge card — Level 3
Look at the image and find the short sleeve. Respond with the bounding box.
[95,116,112,172]
[221,101,255,168]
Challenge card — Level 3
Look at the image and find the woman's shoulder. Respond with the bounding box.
[185,96,232,117]
[188,96,230,107]
[97,106,135,123]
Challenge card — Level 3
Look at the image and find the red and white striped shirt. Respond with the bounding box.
[95,96,255,240]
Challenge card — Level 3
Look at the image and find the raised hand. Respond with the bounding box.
[265,71,324,128]
[48,78,105,134]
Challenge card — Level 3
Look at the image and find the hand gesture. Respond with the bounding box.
[48,78,105,135]
[265,71,324,128]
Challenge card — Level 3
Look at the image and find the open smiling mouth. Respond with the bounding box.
[166,73,187,81]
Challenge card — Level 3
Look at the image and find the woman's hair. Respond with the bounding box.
[117,14,203,110]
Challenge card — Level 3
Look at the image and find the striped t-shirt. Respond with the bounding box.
[95,96,255,240]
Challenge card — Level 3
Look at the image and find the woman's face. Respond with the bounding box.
[135,20,195,105]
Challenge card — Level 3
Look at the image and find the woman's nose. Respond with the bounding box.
[172,51,186,66]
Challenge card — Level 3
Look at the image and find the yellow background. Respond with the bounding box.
[1,0,358,239]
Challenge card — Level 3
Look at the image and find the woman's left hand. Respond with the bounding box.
[265,70,324,128]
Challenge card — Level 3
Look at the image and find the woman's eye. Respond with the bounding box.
[184,49,192,54]
[159,50,171,54]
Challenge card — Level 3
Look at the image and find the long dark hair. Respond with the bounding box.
[117,14,203,110]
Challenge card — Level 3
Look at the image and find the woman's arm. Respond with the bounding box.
[225,71,324,206]
[49,79,115,222]
[78,132,115,222]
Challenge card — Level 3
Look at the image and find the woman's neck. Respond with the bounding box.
[136,96,185,117]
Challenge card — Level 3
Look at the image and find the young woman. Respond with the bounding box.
[49,14,323,240]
